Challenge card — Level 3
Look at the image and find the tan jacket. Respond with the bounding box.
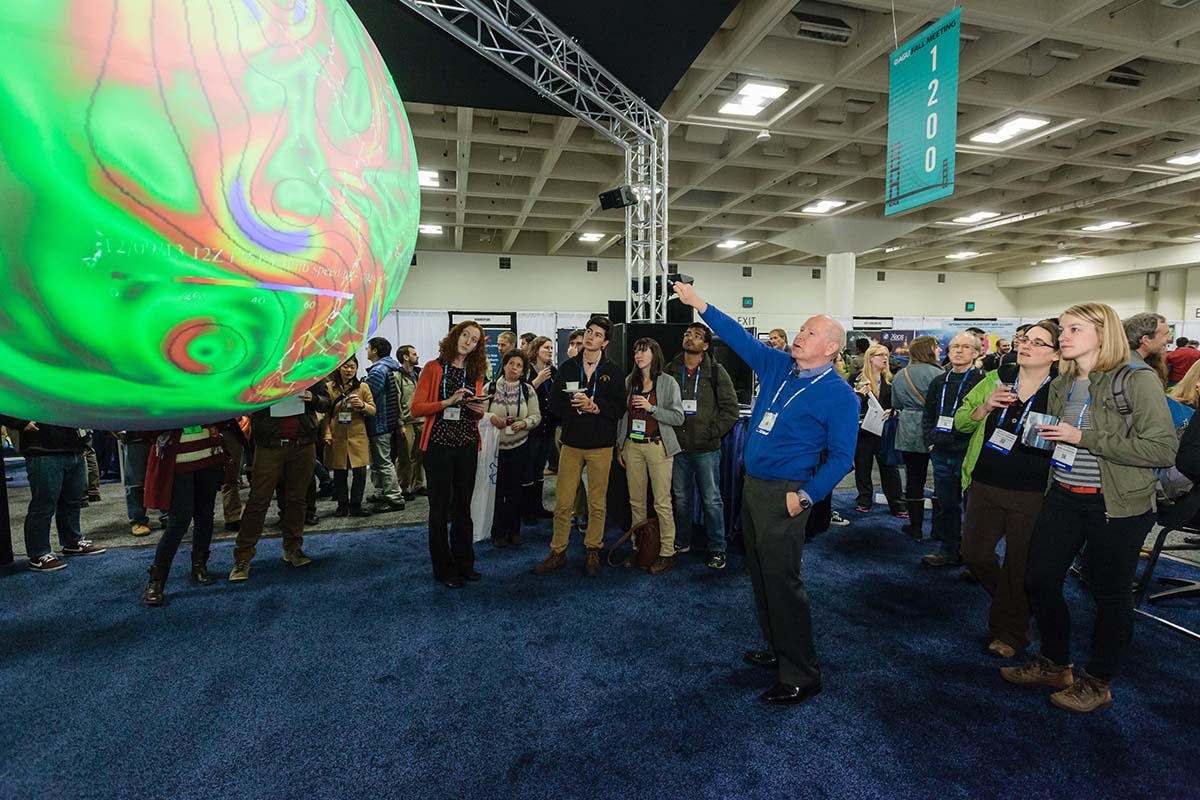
[322,381,376,469]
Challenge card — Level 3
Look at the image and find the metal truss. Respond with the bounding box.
[391,0,671,322]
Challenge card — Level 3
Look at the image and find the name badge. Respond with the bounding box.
[443,406,461,421]
[985,428,1018,454]
[935,415,954,433]
[682,399,698,415]
[1051,443,1077,471]
[756,411,778,435]
[338,411,352,424]
[632,418,647,433]
[183,425,203,434]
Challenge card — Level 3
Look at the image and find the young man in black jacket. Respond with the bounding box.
[1,418,106,571]
[534,316,625,578]
[229,380,331,581]
[664,323,740,569]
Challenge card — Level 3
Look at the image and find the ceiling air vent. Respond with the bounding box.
[1093,64,1145,90]
[1160,0,1200,9]
[783,10,853,45]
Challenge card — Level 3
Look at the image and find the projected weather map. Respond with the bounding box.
[0,0,419,428]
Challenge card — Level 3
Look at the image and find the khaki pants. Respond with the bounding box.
[555,429,587,516]
[623,440,675,557]
[220,429,244,524]
[233,443,315,562]
[395,421,425,492]
[551,445,612,552]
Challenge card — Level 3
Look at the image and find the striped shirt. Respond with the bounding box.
[1054,378,1103,488]
[175,427,224,473]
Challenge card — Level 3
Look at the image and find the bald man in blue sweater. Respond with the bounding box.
[674,282,859,705]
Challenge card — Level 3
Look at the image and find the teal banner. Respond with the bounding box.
[884,8,960,216]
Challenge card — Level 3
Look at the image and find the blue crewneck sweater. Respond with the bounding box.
[700,305,859,502]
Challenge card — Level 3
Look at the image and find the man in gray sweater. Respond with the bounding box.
[664,322,741,569]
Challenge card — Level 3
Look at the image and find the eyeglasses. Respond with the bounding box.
[1014,335,1054,349]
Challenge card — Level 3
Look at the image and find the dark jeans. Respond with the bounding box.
[1026,484,1153,682]
[930,452,965,556]
[494,444,528,540]
[902,451,929,506]
[853,431,902,511]
[333,467,367,506]
[122,439,152,525]
[671,449,725,553]
[152,466,221,576]
[524,434,554,485]
[425,442,477,580]
[24,454,86,559]
[741,475,819,689]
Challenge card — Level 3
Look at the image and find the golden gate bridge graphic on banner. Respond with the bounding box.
[885,142,949,209]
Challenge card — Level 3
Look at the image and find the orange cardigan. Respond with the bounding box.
[411,359,486,451]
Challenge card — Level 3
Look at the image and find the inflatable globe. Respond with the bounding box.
[0,0,419,428]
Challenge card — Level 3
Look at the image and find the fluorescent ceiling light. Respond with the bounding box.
[578,232,604,242]
[418,169,440,187]
[802,199,847,214]
[1041,256,1075,263]
[718,102,765,117]
[737,80,788,100]
[418,224,443,235]
[717,239,747,249]
[952,211,1001,224]
[969,116,1050,144]
[1080,220,1130,231]
[945,251,985,260]
[1167,150,1200,166]
[1193,234,1200,239]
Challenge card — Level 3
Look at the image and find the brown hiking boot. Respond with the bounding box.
[1050,673,1113,713]
[648,555,675,575]
[533,549,567,575]
[1000,656,1074,689]
[584,547,601,578]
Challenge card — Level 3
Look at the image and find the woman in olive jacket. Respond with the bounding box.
[1000,303,1177,714]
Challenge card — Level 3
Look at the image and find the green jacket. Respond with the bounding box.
[1045,367,1177,518]
[954,366,1178,517]
[663,353,741,453]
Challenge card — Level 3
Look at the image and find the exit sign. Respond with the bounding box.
[965,301,975,312]
[742,297,754,308]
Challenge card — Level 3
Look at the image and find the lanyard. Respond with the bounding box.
[631,387,653,418]
[768,367,833,414]
[679,364,701,399]
[939,372,970,415]
[579,359,600,398]
[498,379,522,419]
[441,364,467,400]
[1066,379,1092,428]
[997,374,1050,431]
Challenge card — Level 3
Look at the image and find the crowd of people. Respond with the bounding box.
[3,291,1194,714]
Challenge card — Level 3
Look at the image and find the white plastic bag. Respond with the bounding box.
[470,417,501,542]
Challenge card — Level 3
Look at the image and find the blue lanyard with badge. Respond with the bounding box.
[934,373,971,432]
[1050,381,1090,471]
[679,365,700,416]
[442,367,468,421]
[629,388,653,441]
[337,390,356,424]
[756,367,833,436]
[499,381,522,434]
[984,374,1050,455]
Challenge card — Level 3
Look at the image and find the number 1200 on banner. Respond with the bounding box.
[884,8,960,216]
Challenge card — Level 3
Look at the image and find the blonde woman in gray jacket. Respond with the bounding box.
[484,351,541,547]
[616,338,686,574]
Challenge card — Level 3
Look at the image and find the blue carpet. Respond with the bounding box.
[2,495,1198,800]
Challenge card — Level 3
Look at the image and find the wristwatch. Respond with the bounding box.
[794,491,812,510]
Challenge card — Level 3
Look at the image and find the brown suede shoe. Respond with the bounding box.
[1000,656,1074,689]
[1049,673,1113,713]
[648,555,675,575]
[584,547,601,578]
[533,549,567,575]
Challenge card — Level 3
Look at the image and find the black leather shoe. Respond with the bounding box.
[760,682,822,705]
[305,512,319,526]
[463,570,482,582]
[444,578,464,589]
[742,649,778,670]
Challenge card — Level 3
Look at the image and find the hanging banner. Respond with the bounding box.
[884,7,960,216]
